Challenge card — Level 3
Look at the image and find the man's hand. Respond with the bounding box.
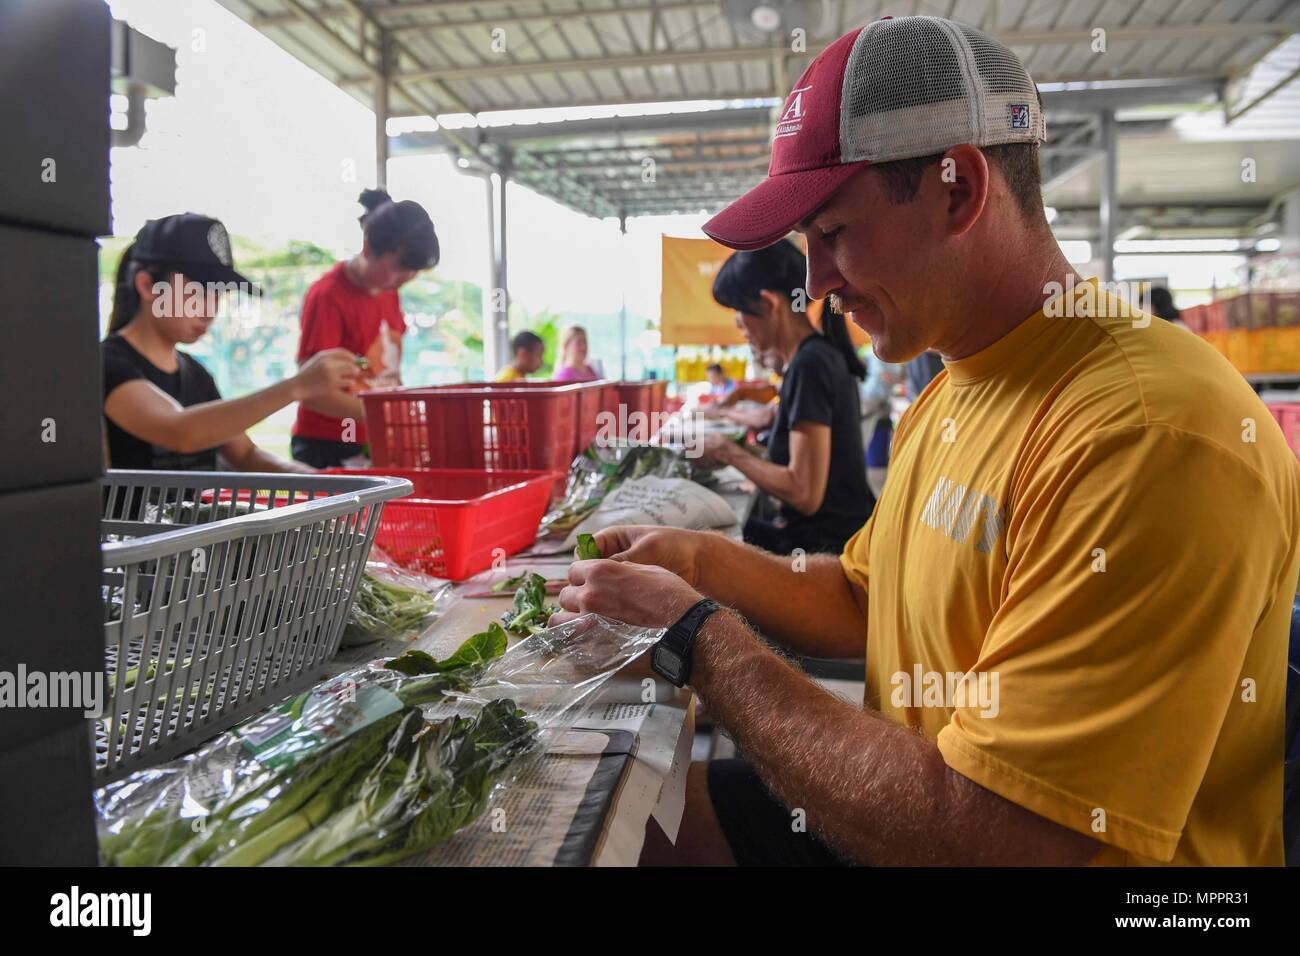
[553,558,704,629]
[592,525,707,586]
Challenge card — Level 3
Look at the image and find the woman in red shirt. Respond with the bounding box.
[292,199,439,468]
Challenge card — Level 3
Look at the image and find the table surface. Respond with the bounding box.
[395,472,758,865]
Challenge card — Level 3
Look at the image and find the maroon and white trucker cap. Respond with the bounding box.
[704,15,1047,251]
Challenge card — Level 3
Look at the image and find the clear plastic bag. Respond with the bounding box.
[341,546,456,647]
[94,614,662,867]
[539,443,689,539]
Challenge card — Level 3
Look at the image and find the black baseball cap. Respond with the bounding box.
[131,213,253,287]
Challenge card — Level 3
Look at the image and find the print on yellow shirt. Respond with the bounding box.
[840,278,1300,866]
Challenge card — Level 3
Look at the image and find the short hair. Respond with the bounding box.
[511,330,543,352]
[1149,286,1180,321]
[869,142,1045,225]
[364,199,439,271]
[706,363,724,374]
[712,239,807,314]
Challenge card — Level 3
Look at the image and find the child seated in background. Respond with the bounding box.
[495,330,545,382]
[706,362,736,399]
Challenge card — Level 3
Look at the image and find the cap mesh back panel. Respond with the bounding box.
[840,16,1043,162]
[957,22,1045,146]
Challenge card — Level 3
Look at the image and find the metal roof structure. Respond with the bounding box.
[212,1,1300,366]
[215,2,1300,215]
[213,0,1300,220]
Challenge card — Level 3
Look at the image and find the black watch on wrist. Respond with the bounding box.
[651,598,721,688]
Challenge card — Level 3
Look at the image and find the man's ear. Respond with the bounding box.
[937,144,990,239]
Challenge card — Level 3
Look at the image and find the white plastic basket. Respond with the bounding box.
[96,469,411,783]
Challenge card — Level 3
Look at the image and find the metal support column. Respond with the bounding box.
[481,172,498,378]
[373,30,390,189]
[1098,108,1118,284]
[618,212,628,381]
[494,147,512,372]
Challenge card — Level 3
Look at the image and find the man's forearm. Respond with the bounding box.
[690,612,1101,866]
[693,534,864,659]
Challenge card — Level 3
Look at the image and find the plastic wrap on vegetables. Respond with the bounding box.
[95,614,662,866]
[539,443,689,538]
[342,547,455,647]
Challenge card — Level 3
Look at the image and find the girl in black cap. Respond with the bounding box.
[103,213,362,472]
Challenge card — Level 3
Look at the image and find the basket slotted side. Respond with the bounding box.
[363,385,579,495]
[96,470,410,783]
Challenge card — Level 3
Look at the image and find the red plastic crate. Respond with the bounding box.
[1269,404,1300,457]
[601,380,670,443]
[361,384,583,495]
[324,468,553,580]
[473,380,613,457]
[1203,300,1228,332]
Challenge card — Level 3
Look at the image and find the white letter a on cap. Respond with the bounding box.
[782,91,804,121]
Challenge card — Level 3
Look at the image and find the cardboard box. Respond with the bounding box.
[0,0,110,237]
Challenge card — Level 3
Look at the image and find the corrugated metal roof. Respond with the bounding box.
[214,0,1300,219]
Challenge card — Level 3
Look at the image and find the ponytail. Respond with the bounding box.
[821,302,867,381]
[108,245,179,337]
[108,243,141,335]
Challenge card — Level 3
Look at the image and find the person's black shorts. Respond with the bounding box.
[291,436,364,469]
[741,515,848,557]
[706,759,851,866]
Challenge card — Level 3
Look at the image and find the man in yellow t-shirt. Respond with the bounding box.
[493,330,545,382]
[552,16,1299,867]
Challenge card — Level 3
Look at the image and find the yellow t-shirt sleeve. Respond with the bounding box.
[839,510,875,595]
[936,424,1289,862]
[494,365,523,382]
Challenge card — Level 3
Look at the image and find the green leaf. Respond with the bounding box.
[383,624,509,678]
[490,573,527,593]
[383,649,440,676]
[575,534,602,560]
[437,623,508,672]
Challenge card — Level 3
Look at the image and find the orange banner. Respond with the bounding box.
[659,234,869,348]
[660,236,745,346]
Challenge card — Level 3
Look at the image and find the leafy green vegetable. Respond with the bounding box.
[575,534,602,560]
[383,624,509,678]
[500,572,559,637]
[383,649,440,676]
[437,623,509,672]
[264,700,538,867]
[540,444,690,537]
[99,624,517,867]
[489,573,528,593]
[161,500,257,524]
[343,572,437,645]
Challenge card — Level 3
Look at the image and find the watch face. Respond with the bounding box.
[653,646,685,683]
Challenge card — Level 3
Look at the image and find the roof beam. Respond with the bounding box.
[512,156,769,174]
[255,1,716,28]
[338,20,1297,85]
